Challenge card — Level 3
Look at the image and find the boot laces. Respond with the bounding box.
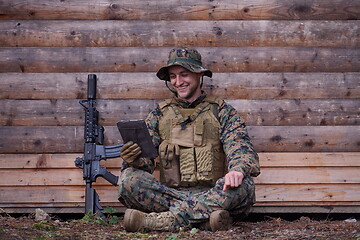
[144,212,176,231]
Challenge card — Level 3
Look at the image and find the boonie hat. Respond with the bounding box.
[156,47,212,81]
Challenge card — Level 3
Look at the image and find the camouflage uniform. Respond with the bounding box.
[118,92,260,228]
[118,47,260,229]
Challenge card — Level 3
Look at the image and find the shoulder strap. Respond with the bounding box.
[158,98,175,110]
[204,96,224,122]
[204,96,224,106]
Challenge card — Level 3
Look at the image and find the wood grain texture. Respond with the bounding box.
[0,0,359,20]
[0,126,359,153]
[1,99,358,126]
[1,167,358,186]
[1,72,359,100]
[2,152,359,169]
[0,154,122,169]
[0,184,359,204]
[1,47,359,73]
[1,20,358,47]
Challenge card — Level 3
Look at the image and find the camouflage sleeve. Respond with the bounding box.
[120,107,161,174]
[219,102,260,177]
[145,106,162,149]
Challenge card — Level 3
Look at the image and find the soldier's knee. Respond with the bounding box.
[118,168,139,195]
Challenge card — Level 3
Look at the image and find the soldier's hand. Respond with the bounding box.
[120,141,142,164]
[223,171,244,191]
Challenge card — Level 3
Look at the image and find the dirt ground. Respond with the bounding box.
[0,213,359,240]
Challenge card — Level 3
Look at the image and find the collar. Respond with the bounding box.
[174,91,207,108]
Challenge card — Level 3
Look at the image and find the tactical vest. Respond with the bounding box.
[158,96,227,187]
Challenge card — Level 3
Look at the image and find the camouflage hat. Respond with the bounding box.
[156,47,212,81]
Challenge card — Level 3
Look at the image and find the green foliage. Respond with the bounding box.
[30,222,59,231]
[81,210,107,225]
[102,206,116,215]
[166,233,178,239]
[103,206,119,224]
[81,206,119,225]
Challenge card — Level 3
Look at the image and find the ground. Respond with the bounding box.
[0,213,359,240]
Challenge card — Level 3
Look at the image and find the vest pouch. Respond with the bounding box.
[196,143,225,185]
[159,141,181,187]
[179,147,197,186]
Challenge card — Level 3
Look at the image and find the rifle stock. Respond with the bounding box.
[75,74,122,218]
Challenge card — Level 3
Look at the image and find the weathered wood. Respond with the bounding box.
[1,72,359,100]
[1,99,359,126]
[248,126,360,152]
[0,126,359,153]
[255,167,360,184]
[3,205,360,214]
[1,167,358,186]
[250,206,360,213]
[0,0,358,20]
[256,184,360,202]
[2,152,359,169]
[1,20,359,47]
[1,47,359,73]
[0,154,122,169]
[0,99,158,126]
[1,184,359,203]
[0,169,121,186]
[259,152,360,167]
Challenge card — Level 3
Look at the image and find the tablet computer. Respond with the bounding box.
[117,120,158,159]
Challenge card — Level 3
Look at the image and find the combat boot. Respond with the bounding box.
[198,210,232,231]
[209,210,232,231]
[124,209,177,232]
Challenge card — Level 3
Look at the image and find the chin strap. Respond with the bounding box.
[165,80,178,96]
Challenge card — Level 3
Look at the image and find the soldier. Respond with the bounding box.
[118,47,260,232]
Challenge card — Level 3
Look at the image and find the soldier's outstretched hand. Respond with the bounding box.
[223,171,244,191]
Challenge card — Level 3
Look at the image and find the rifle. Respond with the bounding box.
[75,74,122,218]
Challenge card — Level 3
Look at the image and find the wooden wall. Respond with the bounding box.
[0,0,359,214]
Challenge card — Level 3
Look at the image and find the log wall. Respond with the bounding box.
[0,0,359,214]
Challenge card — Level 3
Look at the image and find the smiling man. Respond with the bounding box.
[118,47,260,232]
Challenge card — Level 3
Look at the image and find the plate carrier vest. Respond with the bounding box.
[158,96,227,187]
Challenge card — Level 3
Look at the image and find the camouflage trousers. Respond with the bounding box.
[118,167,256,228]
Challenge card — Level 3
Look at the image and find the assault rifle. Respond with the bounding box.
[75,74,122,218]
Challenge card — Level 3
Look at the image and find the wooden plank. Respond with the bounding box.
[1,47,359,73]
[253,202,360,207]
[0,0,358,20]
[0,99,158,126]
[1,152,359,169]
[228,99,360,126]
[258,152,360,167]
[1,99,358,126]
[250,206,360,213]
[3,205,360,214]
[1,72,359,100]
[1,167,358,186]
[249,126,360,152]
[1,20,359,47]
[0,154,122,169]
[0,184,359,203]
[0,169,121,186]
[1,126,359,153]
[255,184,360,202]
[254,167,360,184]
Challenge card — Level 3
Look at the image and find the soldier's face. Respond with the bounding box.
[168,65,203,102]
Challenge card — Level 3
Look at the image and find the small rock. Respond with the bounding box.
[344,218,357,223]
[35,208,51,222]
